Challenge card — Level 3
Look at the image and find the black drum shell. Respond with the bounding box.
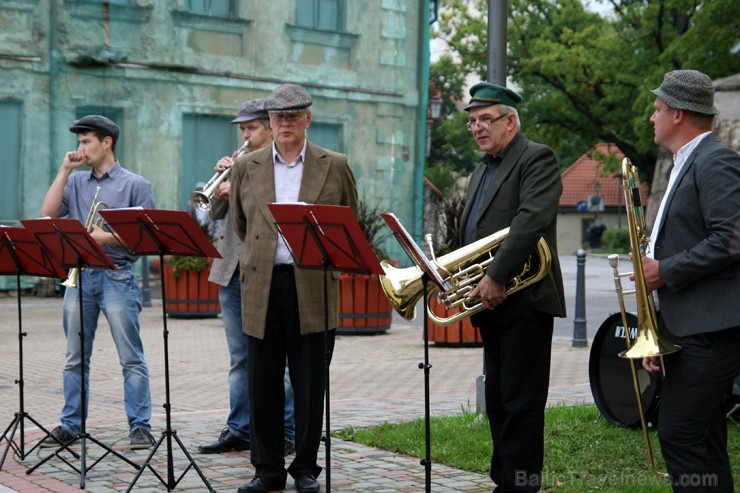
[589,312,661,428]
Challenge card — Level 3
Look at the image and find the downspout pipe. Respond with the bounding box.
[415,0,432,241]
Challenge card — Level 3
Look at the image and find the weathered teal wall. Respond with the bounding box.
[0,0,428,261]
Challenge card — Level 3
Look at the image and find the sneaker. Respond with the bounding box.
[284,440,296,456]
[38,426,77,448]
[129,428,155,450]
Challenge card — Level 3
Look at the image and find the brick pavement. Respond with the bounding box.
[0,255,606,492]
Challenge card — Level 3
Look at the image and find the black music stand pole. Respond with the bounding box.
[98,208,220,492]
[419,273,433,492]
[268,203,384,493]
[21,219,139,488]
[380,213,451,493]
[0,227,72,470]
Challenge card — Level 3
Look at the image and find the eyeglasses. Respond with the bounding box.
[465,113,508,131]
[269,112,306,125]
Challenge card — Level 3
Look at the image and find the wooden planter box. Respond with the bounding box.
[337,273,392,335]
[427,296,483,347]
[163,264,220,318]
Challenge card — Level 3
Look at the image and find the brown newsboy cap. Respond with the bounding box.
[231,98,269,124]
[264,84,313,114]
[651,70,719,115]
[69,115,120,143]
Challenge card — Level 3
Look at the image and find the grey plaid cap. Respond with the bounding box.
[231,98,268,124]
[264,84,313,114]
[651,70,718,115]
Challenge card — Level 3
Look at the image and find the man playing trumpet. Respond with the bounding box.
[39,115,156,449]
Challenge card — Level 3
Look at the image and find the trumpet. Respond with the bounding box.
[191,140,249,211]
[608,157,680,479]
[62,186,108,288]
[380,227,551,325]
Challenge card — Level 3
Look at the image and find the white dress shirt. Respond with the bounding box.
[273,140,307,265]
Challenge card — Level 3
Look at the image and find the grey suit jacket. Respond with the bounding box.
[460,134,566,318]
[207,198,241,287]
[229,141,358,339]
[653,133,740,336]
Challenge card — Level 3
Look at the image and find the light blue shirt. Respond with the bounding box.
[59,161,156,264]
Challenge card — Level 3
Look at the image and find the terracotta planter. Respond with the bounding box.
[162,264,220,318]
[427,296,483,347]
[337,273,392,335]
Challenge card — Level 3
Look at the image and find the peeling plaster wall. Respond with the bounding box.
[0,0,425,254]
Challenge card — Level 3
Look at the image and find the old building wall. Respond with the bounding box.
[0,0,427,261]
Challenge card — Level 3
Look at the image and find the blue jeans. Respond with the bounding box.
[60,264,151,435]
[220,274,295,442]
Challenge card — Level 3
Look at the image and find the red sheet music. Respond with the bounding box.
[267,203,383,275]
[20,218,116,270]
[0,226,68,279]
[98,209,221,258]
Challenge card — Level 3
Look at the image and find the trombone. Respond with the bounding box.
[62,186,108,288]
[191,140,249,212]
[608,157,680,479]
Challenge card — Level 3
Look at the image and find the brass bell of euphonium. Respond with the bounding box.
[380,227,551,326]
[192,140,249,212]
[62,186,108,288]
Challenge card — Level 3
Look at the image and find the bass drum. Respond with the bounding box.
[589,312,661,428]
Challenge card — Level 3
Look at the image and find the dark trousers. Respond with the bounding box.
[247,267,335,483]
[657,325,740,493]
[474,293,554,493]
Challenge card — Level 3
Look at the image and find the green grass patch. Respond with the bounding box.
[335,404,740,492]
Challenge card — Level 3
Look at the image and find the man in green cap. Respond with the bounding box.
[460,82,566,492]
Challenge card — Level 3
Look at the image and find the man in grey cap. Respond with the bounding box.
[39,115,156,449]
[197,98,296,456]
[640,69,740,492]
[230,84,358,493]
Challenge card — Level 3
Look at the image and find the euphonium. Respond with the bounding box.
[608,157,680,479]
[192,140,249,212]
[380,227,551,326]
[62,186,108,288]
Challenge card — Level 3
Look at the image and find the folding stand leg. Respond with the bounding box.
[419,275,432,493]
[26,267,139,488]
[1,274,59,470]
[126,253,214,492]
[321,260,332,492]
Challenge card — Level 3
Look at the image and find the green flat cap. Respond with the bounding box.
[464,82,522,111]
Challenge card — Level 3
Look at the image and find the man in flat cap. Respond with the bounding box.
[198,98,296,456]
[39,115,156,450]
[460,82,565,492]
[640,69,740,492]
[230,84,358,493]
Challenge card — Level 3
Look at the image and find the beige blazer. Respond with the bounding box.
[229,141,358,339]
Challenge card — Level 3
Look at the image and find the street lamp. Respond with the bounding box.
[429,95,442,120]
[426,94,443,158]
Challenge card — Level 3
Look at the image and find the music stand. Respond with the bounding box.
[381,213,450,493]
[268,203,383,493]
[0,226,70,470]
[98,208,219,493]
[20,218,139,488]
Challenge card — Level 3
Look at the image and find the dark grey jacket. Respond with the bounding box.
[654,133,740,336]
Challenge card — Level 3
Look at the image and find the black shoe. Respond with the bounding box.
[237,477,286,493]
[198,427,250,454]
[38,426,77,448]
[294,473,320,493]
[129,427,155,449]
[284,440,296,456]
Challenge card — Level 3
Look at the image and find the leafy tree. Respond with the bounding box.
[435,0,740,182]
